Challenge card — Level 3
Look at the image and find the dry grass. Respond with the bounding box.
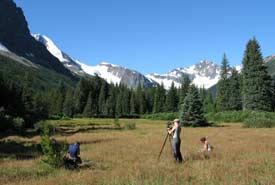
[1,119,275,185]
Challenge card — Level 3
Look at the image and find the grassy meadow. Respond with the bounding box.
[1,118,275,185]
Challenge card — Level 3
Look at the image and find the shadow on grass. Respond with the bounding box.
[56,126,122,135]
[0,140,41,160]
[80,138,117,145]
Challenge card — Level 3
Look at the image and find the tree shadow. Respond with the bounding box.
[0,140,41,160]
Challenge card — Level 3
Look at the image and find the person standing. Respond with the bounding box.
[167,119,183,163]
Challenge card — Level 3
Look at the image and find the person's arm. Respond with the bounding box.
[167,125,176,135]
[202,141,208,152]
[77,146,80,156]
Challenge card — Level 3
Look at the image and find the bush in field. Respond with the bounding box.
[243,112,275,128]
[205,111,250,123]
[205,111,275,128]
[124,122,136,130]
[34,121,55,135]
[113,117,121,129]
[40,123,67,168]
[142,112,179,121]
[12,117,25,134]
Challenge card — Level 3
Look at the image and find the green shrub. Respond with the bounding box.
[39,123,67,168]
[205,111,275,128]
[34,121,55,135]
[243,113,275,128]
[124,122,136,130]
[113,117,121,129]
[12,117,25,134]
[142,112,179,121]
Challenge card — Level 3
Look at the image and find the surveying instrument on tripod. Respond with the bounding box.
[157,121,174,161]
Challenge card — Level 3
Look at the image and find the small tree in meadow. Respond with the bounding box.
[180,85,209,127]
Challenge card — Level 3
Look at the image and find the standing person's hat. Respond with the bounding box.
[173,119,180,122]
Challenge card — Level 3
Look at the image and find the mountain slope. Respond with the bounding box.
[0,0,76,80]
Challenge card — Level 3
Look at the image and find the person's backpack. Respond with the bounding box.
[207,143,213,151]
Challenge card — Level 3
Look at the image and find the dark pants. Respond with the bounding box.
[172,138,183,163]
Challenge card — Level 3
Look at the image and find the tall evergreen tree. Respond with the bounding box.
[153,83,166,113]
[216,53,230,111]
[63,90,75,117]
[203,91,215,113]
[136,83,145,114]
[271,75,275,111]
[106,84,117,117]
[180,85,209,127]
[74,78,90,114]
[166,82,178,112]
[227,68,242,110]
[242,38,272,111]
[98,82,108,115]
[83,92,93,117]
[121,86,130,115]
[179,75,191,108]
[130,90,136,114]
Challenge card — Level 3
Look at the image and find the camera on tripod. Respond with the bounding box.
[166,121,173,129]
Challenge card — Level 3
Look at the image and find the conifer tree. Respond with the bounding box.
[153,83,166,113]
[203,91,215,113]
[179,75,191,107]
[166,82,178,112]
[227,68,242,110]
[180,85,209,127]
[130,90,136,114]
[98,82,107,115]
[74,78,89,114]
[83,92,93,117]
[63,90,74,117]
[242,38,272,111]
[216,54,230,111]
[121,86,130,115]
[106,84,117,117]
[136,83,145,114]
[271,75,275,111]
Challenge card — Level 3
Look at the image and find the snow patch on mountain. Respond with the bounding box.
[0,42,10,52]
[77,61,122,84]
[32,34,65,62]
[146,60,220,89]
[32,34,84,75]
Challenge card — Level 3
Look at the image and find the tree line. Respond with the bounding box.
[1,37,275,130]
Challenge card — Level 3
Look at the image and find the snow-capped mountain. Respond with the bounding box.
[77,61,155,88]
[33,34,155,88]
[33,34,244,89]
[146,60,220,89]
[32,34,85,75]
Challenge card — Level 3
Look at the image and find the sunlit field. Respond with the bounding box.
[1,119,275,185]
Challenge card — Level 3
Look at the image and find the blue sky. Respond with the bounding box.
[14,0,275,74]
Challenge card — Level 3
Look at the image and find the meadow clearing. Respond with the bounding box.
[1,118,275,185]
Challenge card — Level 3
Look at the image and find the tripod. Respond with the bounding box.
[157,132,173,161]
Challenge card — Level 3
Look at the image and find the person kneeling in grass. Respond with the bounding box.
[64,141,82,170]
[68,141,82,164]
[200,137,213,152]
